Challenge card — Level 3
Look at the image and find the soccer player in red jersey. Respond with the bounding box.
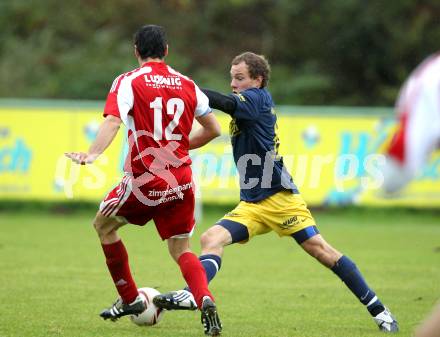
[383,52,440,193]
[384,53,440,337]
[65,25,222,336]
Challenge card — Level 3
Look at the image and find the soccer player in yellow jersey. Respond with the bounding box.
[154,52,398,333]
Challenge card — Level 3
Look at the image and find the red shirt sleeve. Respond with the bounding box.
[103,74,125,118]
[103,91,120,118]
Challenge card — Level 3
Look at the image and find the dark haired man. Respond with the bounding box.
[66,25,222,336]
[154,52,398,333]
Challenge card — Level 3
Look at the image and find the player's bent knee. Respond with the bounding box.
[200,231,218,249]
[92,219,102,234]
[93,222,109,240]
[93,213,120,238]
[200,226,231,251]
[93,217,106,235]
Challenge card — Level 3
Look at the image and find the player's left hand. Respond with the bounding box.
[64,152,98,165]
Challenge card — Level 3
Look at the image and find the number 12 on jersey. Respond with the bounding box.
[150,97,184,141]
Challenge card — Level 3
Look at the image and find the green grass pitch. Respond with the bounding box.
[0,206,439,337]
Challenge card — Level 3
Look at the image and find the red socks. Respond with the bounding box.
[102,242,212,308]
[101,240,138,304]
[178,252,213,308]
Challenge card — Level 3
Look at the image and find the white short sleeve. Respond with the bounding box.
[194,85,212,117]
[116,77,134,124]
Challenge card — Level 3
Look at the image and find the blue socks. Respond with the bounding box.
[185,254,222,292]
[331,255,385,316]
[199,254,222,282]
[188,254,385,317]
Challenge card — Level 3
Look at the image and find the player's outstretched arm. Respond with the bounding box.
[65,115,122,164]
[202,88,236,115]
[189,112,221,150]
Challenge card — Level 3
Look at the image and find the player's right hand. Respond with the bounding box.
[64,152,98,165]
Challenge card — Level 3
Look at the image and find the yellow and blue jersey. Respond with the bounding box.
[229,87,299,202]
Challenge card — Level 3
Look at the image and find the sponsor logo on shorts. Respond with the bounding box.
[280,216,301,229]
[148,182,192,204]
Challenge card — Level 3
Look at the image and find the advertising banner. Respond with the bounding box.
[1,103,439,206]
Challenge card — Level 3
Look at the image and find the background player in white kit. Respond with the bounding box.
[65,25,222,336]
[383,53,440,193]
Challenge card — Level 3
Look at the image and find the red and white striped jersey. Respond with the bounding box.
[103,61,211,175]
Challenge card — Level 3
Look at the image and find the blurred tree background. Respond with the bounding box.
[0,0,439,105]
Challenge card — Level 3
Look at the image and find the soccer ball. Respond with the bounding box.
[130,287,165,326]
